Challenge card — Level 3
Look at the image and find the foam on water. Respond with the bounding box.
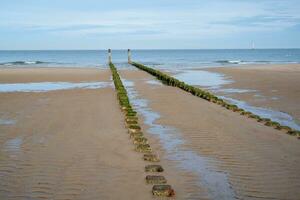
[0,61,51,66]
[122,78,236,199]
[0,81,112,93]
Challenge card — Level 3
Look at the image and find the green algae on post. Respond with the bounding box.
[126,120,138,125]
[129,131,144,138]
[146,175,167,184]
[135,144,152,153]
[145,165,164,172]
[126,116,138,121]
[128,124,141,130]
[152,185,175,197]
[144,153,160,162]
[133,137,148,145]
[110,61,174,196]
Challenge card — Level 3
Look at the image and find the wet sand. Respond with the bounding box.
[120,69,300,200]
[2,66,300,199]
[0,68,155,200]
[206,64,300,124]
[0,67,107,83]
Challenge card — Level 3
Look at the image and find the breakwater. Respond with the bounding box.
[131,62,300,138]
[109,62,175,197]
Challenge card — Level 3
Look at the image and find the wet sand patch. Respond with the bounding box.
[205,64,300,125]
[171,64,300,131]
[122,77,235,199]
[0,68,154,200]
[0,81,112,93]
[121,69,300,200]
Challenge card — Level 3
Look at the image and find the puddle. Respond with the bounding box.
[146,79,163,86]
[212,88,256,94]
[174,70,233,89]
[220,96,300,131]
[3,137,23,156]
[0,81,112,93]
[0,119,16,125]
[254,94,264,98]
[122,78,236,199]
[271,97,279,100]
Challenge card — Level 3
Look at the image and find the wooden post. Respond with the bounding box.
[128,49,131,64]
[108,49,112,63]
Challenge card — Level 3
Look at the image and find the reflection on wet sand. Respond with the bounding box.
[173,69,300,131]
[123,78,236,199]
[0,81,112,93]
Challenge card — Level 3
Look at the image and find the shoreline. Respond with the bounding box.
[1,61,300,70]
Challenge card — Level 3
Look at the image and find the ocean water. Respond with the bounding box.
[0,49,299,69]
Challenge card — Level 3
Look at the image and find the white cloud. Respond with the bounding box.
[0,0,299,39]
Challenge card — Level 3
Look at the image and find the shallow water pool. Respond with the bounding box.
[0,81,112,93]
[174,70,233,89]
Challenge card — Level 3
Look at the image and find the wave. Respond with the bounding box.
[0,61,51,66]
[141,61,163,66]
[215,60,300,65]
[215,60,274,65]
[216,60,242,64]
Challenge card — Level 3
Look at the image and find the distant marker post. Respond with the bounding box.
[108,49,112,63]
[128,49,131,64]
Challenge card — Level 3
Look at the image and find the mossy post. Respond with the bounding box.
[128,49,132,64]
[108,49,112,64]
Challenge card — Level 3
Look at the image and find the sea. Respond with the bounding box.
[0,49,299,69]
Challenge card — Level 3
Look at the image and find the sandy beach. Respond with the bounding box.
[1,66,300,200]
[0,67,211,200]
[206,64,300,124]
[0,68,157,200]
[120,68,300,200]
[2,0,300,198]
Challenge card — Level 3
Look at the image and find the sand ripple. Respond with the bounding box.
[0,87,152,200]
[121,69,300,200]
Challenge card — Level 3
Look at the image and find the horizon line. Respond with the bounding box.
[1,48,300,51]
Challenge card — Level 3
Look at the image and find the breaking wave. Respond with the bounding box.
[0,61,51,66]
[215,60,299,65]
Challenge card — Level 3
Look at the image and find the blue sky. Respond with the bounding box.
[0,0,299,49]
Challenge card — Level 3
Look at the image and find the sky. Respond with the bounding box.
[0,0,300,50]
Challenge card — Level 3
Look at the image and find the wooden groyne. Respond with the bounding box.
[109,61,175,197]
[130,61,300,139]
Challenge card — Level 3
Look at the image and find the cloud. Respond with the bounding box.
[2,2,298,36]
[0,0,299,48]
